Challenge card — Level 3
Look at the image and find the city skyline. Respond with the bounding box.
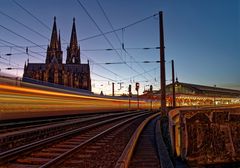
[0,0,239,95]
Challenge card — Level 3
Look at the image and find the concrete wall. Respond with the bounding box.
[169,106,240,166]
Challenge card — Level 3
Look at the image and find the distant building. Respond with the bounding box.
[141,79,240,106]
[23,17,91,91]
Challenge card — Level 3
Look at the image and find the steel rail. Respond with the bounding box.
[0,111,138,137]
[0,111,147,164]
[39,113,149,168]
[0,111,140,154]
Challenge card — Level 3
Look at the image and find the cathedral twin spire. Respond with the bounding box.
[46,17,80,65]
[49,17,60,50]
[67,17,81,64]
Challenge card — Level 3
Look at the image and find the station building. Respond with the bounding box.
[142,79,240,106]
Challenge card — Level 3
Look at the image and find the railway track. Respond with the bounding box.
[1,111,167,168]
[0,111,149,167]
[0,111,139,134]
[0,113,102,134]
[0,111,139,153]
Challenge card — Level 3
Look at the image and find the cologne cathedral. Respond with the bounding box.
[23,17,91,91]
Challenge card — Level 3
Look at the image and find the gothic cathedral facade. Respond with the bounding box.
[23,17,91,91]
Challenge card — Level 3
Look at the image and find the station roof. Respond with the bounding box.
[142,81,240,98]
[167,82,240,97]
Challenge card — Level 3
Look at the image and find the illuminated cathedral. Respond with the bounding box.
[23,17,91,91]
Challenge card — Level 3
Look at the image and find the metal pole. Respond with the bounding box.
[112,82,114,96]
[172,60,176,108]
[214,85,216,106]
[150,96,153,111]
[159,11,166,116]
[129,96,131,110]
[150,85,153,111]
[137,90,139,110]
[128,84,131,110]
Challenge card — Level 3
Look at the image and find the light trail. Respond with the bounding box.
[0,83,155,120]
[0,84,135,102]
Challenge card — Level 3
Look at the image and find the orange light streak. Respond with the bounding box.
[0,84,151,120]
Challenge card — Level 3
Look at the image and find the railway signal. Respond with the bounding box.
[150,85,153,111]
[135,82,139,91]
[128,84,132,110]
[135,82,140,110]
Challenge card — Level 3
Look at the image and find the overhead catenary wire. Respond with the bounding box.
[95,0,154,81]
[82,46,160,51]
[93,60,160,65]
[0,50,20,67]
[0,24,46,51]
[0,38,44,61]
[123,50,155,79]
[75,0,150,82]
[0,60,11,66]
[120,66,160,82]
[79,13,158,42]
[95,0,122,45]
[84,0,156,83]
[0,55,20,67]
[0,38,45,59]
[82,54,160,85]
[12,0,68,43]
[1,1,159,53]
[75,0,128,80]
[0,45,160,51]
[0,0,159,61]
[0,10,50,41]
[12,0,51,31]
[91,71,116,82]
[0,22,139,81]
[80,52,123,79]
[0,10,158,50]
[1,1,161,92]
[75,0,123,61]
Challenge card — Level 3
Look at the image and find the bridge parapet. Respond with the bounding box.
[169,106,240,166]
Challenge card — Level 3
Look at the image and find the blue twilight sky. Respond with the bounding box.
[0,0,239,95]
